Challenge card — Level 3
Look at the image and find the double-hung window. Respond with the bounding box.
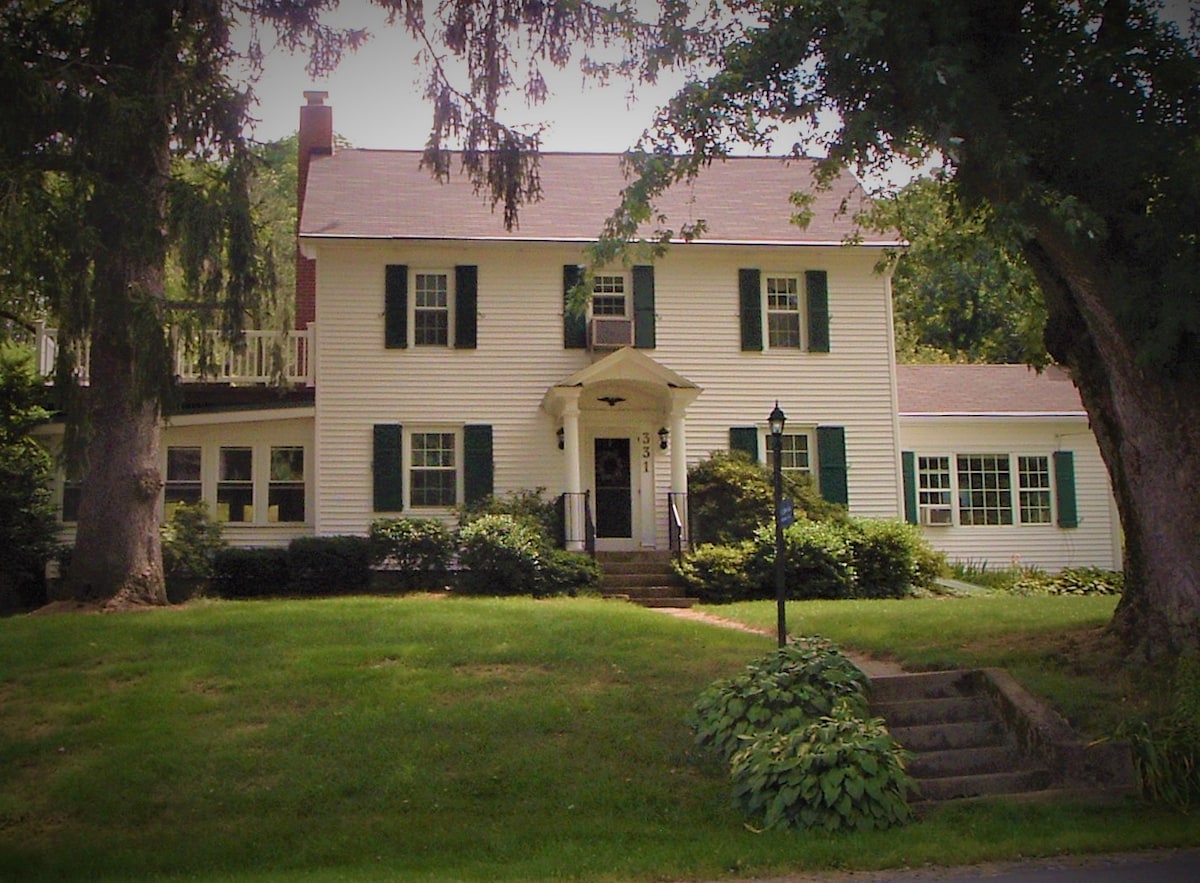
[917,456,953,525]
[410,431,457,507]
[765,275,802,348]
[165,447,202,514]
[765,431,812,476]
[414,272,450,346]
[217,447,254,523]
[592,274,628,317]
[269,447,306,523]
[956,454,1014,525]
[1017,456,1052,524]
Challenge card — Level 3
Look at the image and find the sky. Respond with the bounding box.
[241,2,695,155]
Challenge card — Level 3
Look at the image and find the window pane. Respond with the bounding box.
[220,448,252,482]
[765,433,811,474]
[1018,455,1052,524]
[956,454,1013,525]
[218,447,253,522]
[270,447,304,482]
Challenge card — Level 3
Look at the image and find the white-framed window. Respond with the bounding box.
[413,271,451,346]
[765,431,812,476]
[956,454,1014,526]
[1017,455,1052,524]
[591,273,629,317]
[165,446,202,514]
[917,456,953,525]
[268,447,306,523]
[765,275,802,349]
[217,447,254,523]
[410,431,458,507]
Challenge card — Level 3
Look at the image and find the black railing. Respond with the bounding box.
[668,492,688,562]
[559,491,596,557]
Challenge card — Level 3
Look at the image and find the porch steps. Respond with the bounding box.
[869,670,1135,804]
[595,551,696,608]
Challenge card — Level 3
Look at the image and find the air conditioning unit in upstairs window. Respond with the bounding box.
[589,316,634,350]
[920,506,954,526]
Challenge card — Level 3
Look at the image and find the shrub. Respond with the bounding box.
[1009,567,1124,596]
[687,451,844,546]
[749,519,856,600]
[673,540,760,603]
[368,517,455,587]
[690,637,870,763]
[730,700,914,831]
[1120,654,1200,810]
[538,548,601,597]
[212,547,290,598]
[846,518,945,599]
[459,487,558,538]
[457,514,547,596]
[160,503,225,579]
[287,535,371,596]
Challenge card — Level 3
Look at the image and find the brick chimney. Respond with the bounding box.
[295,91,332,330]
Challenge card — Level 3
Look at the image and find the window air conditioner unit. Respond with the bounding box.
[589,317,634,349]
[920,507,953,526]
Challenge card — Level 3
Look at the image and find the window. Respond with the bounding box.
[1018,455,1052,524]
[592,274,628,316]
[918,456,953,524]
[218,447,254,523]
[414,272,450,346]
[765,275,801,348]
[957,454,1013,525]
[62,474,83,523]
[765,432,811,475]
[410,432,457,507]
[269,447,305,523]
[164,447,202,514]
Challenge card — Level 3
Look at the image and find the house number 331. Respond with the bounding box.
[641,433,652,472]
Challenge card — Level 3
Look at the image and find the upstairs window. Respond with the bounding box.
[592,274,628,316]
[414,272,450,346]
[765,275,802,348]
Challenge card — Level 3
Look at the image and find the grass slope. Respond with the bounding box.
[0,596,1193,882]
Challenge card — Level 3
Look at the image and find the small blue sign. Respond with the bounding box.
[779,498,795,528]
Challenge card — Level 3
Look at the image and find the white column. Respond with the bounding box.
[562,392,584,551]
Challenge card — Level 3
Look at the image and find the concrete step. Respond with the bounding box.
[909,744,1024,779]
[600,572,685,589]
[601,585,684,599]
[870,671,977,703]
[914,767,1055,802]
[889,719,1005,752]
[598,559,679,576]
[873,696,993,728]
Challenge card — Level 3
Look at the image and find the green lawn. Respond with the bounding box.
[0,595,1193,882]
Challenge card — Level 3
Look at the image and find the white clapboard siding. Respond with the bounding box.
[311,239,903,540]
[899,417,1122,571]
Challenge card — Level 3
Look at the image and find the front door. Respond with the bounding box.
[594,437,632,539]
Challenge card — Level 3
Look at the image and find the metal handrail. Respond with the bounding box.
[668,492,687,561]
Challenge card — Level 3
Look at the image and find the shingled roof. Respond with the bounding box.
[299,149,897,246]
[896,364,1086,416]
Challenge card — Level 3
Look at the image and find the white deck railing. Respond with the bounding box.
[35,324,314,386]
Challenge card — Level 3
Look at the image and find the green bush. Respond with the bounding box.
[673,540,759,603]
[287,536,371,596]
[160,503,225,579]
[368,517,455,587]
[538,548,602,597]
[1009,567,1124,596]
[730,700,914,831]
[212,547,290,598]
[459,487,558,538]
[847,518,945,599]
[749,519,856,600]
[690,637,870,763]
[687,451,844,546]
[457,514,546,596]
[1120,654,1200,811]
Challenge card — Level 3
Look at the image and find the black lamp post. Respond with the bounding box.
[768,401,787,647]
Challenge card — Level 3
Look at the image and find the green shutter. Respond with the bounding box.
[373,424,404,512]
[385,265,408,349]
[463,424,494,505]
[455,265,478,349]
[738,268,763,351]
[901,451,918,524]
[817,425,848,505]
[563,265,587,349]
[806,270,830,353]
[633,265,656,348]
[1054,450,1078,528]
[729,426,760,463]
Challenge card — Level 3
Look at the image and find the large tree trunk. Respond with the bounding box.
[1025,226,1200,660]
[63,0,175,607]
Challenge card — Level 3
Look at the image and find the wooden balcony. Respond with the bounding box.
[35,324,314,386]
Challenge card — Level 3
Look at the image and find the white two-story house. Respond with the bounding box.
[40,92,1122,574]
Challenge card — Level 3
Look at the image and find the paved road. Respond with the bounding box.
[719,849,1200,882]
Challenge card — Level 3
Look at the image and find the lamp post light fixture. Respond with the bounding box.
[769,401,787,647]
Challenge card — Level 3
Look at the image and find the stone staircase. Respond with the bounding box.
[869,669,1135,804]
[595,550,696,608]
